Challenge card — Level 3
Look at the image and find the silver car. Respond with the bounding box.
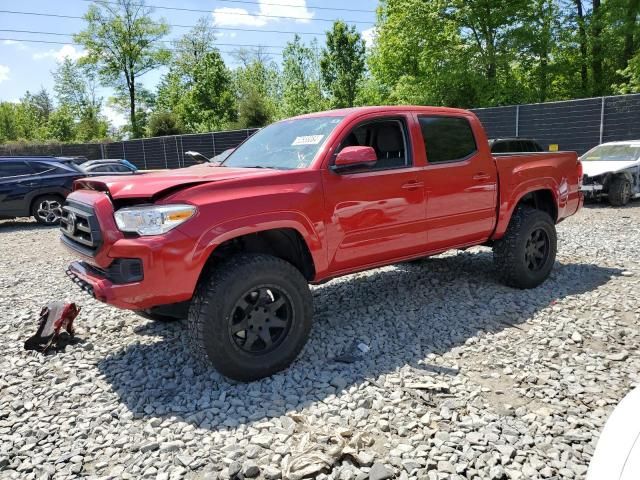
[580,141,640,206]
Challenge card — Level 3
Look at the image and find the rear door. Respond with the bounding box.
[416,114,498,250]
[0,161,39,216]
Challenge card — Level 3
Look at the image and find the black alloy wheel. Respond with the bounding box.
[229,286,293,355]
[524,228,550,272]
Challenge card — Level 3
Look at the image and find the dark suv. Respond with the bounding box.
[489,138,544,153]
[0,157,86,225]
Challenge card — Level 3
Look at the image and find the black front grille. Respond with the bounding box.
[60,201,102,256]
[87,259,143,284]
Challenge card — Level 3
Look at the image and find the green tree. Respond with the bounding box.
[46,106,76,141]
[172,17,217,75]
[52,58,108,141]
[108,86,156,137]
[0,102,19,142]
[155,17,224,131]
[281,35,325,116]
[369,0,480,107]
[147,111,184,136]
[234,48,280,127]
[75,0,170,138]
[237,88,271,128]
[320,21,366,108]
[450,0,530,104]
[181,51,237,131]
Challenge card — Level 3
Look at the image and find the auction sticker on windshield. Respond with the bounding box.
[292,135,324,146]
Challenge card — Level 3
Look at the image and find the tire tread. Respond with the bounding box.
[188,254,312,381]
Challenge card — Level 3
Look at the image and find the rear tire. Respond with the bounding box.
[493,207,557,289]
[188,254,313,382]
[608,176,632,207]
[31,194,64,225]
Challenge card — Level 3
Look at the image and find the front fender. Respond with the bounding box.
[187,210,327,277]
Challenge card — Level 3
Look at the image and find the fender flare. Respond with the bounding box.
[492,180,560,239]
[189,210,326,276]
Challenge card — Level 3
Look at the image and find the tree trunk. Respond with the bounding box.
[591,0,603,96]
[129,78,137,138]
[539,0,551,102]
[623,0,640,67]
[575,0,588,94]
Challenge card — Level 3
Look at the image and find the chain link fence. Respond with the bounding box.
[2,93,640,163]
[0,128,259,169]
[472,93,640,155]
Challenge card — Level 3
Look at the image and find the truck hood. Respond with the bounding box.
[74,165,274,199]
[581,160,639,178]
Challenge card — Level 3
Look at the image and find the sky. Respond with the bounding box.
[0,0,377,127]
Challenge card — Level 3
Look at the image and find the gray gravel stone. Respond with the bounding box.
[369,462,394,480]
[1,204,639,480]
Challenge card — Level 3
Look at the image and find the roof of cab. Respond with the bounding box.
[292,105,473,120]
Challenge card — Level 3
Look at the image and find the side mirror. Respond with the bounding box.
[332,146,377,171]
[185,150,211,164]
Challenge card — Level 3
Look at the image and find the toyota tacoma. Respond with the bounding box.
[60,106,583,381]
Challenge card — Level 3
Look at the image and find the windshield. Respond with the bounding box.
[582,144,640,162]
[223,116,344,169]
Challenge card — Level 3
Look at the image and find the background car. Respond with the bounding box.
[185,148,235,166]
[56,156,89,166]
[490,137,545,153]
[79,159,138,174]
[580,140,640,206]
[0,157,86,225]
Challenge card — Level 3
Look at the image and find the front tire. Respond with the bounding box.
[493,207,557,289]
[188,254,313,381]
[608,176,632,206]
[31,195,64,225]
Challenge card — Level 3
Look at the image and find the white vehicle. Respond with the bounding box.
[580,141,640,206]
[587,385,640,480]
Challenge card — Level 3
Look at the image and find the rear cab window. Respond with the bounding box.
[418,116,477,163]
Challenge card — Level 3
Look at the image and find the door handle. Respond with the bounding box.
[401,180,424,190]
[473,173,491,181]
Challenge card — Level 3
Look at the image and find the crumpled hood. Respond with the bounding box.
[74,165,274,199]
[581,160,639,178]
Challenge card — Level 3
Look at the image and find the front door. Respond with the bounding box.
[322,116,427,274]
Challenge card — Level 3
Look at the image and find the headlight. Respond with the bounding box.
[114,204,196,235]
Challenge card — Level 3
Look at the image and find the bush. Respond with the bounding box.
[147,111,184,137]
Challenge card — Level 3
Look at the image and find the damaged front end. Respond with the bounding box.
[581,173,605,200]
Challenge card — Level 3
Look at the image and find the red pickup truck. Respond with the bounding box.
[61,106,583,381]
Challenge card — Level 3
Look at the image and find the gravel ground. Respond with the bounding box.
[1,202,639,480]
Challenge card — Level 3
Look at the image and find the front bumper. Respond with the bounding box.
[60,191,202,310]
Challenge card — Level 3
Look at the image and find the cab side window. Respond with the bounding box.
[336,119,410,171]
[419,116,477,163]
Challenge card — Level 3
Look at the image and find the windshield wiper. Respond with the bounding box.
[242,165,278,169]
